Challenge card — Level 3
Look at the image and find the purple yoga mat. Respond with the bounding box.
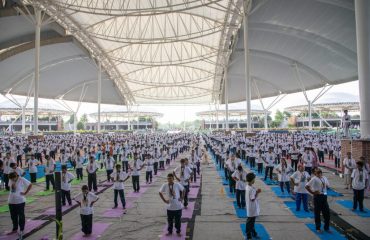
[101,182,114,187]
[102,202,133,217]
[188,187,199,198]
[160,223,188,240]
[43,203,77,215]
[181,202,195,219]
[127,190,145,198]
[71,222,110,240]
[0,220,46,240]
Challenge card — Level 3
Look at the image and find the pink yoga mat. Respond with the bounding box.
[71,222,110,240]
[188,187,199,198]
[181,202,195,219]
[102,202,133,217]
[43,203,77,215]
[160,223,188,240]
[127,190,145,198]
[0,220,46,240]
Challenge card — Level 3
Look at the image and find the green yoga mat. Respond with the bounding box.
[0,197,36,213]
[35,190,54,196]
[36,177,46,183]
[0,190,8,196]
[71,179,82,185]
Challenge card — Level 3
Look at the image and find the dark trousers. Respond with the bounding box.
[146,171,153,183]
[335,157,340,168]
[80,214,93,234]
[280,181,290,193]
[114,189,126,208]
[353,189,365,211]
[291,160,298,171]
[106,169,113,182]
[167,209,182,234]
[229,175,236,193]
[236,189,246,208]
[88,173,97,192]
[132,175,140,191]
[296,193,308,211]
[183,185,189,207]
[305,167,312,175]
[9,202,25,231]
[17,155,22,167]
[61,189,72,205]
[192,168,197,182]
[196,162,200,175]
[4,173,9,190]
[313,195,330,231]
[159,161,165,169]
[30,173,37,183]
[318,151,324,163]
[329,150,333,160]
[122,161,129,173]
[264,166,273,180]
[246,216,257,239]
[154,162,158,175]
[257,163,263,174]
[45,174,55,190]
[224,165,228,180]
[249,157,256,169]
[76,168,83,180]
[166,158,170,165]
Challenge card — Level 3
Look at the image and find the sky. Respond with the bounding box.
[0,81,359,124]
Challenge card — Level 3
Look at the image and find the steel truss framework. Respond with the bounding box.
[22,0,244,104]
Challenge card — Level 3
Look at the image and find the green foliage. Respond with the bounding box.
[77,121,85,130]
[80,114,88,124]
[68,114,74,124]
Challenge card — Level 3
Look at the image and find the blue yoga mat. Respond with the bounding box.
[336,200,370,217]
[233,201,247,218]
[283,201,313,218]
[326,188,343,197]
[270,186,292,198]
[240,223,271,239]
[305,223,346,240]
[23,162,73,182]
[259,177,278,185]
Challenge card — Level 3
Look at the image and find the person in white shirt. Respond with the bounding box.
[232,165,247,209]
[342,109,351,138]
[28,155,39,183]
[290,145,299,171]
[75,152,84,180]
[173,158,192,209]
[104,154,115,182]
[7,172,32,238]
[302,149,313,175]
[226,154,241,194]
[264,148,275,181]
[145,155,154,184]
[159,173,184,237]
[351,160,368,212]
[343,152,356,189]
[3,153,16,191]
[74,185,99,236]
[86,156,99,192]
[44,155,55,191]
[9,162,25,178]
[290,164,310,212]
[130,154,144,192]
[305,168,331,233]
[61,165,75,206]
[245,172,261,240]
[111,164,130,209]
[256,150,264,174]
[275,158,293,194]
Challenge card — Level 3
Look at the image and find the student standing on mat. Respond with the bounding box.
[305,168,331,233]
[173,158,192,209]
[130,154,144,192]
[302,149,313,175]
[74,185,99,237]
[3,153,16,191]
[226,153,241,194]
[159,173,184,237]
[9,163,25,177]
[245,172,261,240]
[256,150,264,174]
[264,147,275,181]
[351,160,368,212]
[75,151,84,180]
[232,165,247,209]
[44,155,55,191]
[86,156,99,192]
[61,165,75,206]
[275,158,293,194]
[7,171,32,239]
[104,153,115,182]
[28,154,39,183]
[145,154,154,184]
[111,164,130,209]
[290,164,310,212]
[343,152,356,190]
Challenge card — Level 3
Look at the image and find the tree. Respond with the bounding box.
[68,114,74,124]
[80,114,88,124]
[77,121,85,130]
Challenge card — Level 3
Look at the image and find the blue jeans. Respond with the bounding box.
[296,193,308,211]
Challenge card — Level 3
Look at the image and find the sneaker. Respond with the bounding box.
[18,231,23,240]
[176,232,181,236]
[112,206,118,209]
[165,232,172,236]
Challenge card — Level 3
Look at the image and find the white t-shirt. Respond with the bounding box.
[245,185,260,217]
[76,157,84,169]
[131,159,143,176]
[86,162,99,174]
[174,166,192,186]
[61,172,75,191]
[264,153,275,166]
[275,164,293,182]
[232,170,247,190]
[28,159,38,173]
[146,159,154,172]
[3,158,16,174]
[105,157,115,170]
[74,192,99,215]
[343,158,356,174]
[159,183,184,211]
[112,171,129,190]
[9,167,24,177]
[8,177,31,204]
[44,160,55,175]
[290,171,310,193]
[225,159,241,172]
[302,153,313,168]
[351,169,368,190]
[305,176,329,195]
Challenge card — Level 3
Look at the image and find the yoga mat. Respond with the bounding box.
[160,223,188,240]
[102,202,133,217]
[240,223,270,239]
[225,188,236,199]
[270,186,292,198]
[182,202,195,219]
[127,190,145,198]
[336,200,370,217]
[327,188,343,197]
[233,201,247,218]
[0,219,46,240]
[0,190,8,196]
[35,190,54,196]
[72,179,82,185]
[283,201,313,218]
[43,203,77,215]
[188,187,199,199]
[0,197,36,213]
[305,223,346,240]
[71,222,110,240]
[259,177,278,186]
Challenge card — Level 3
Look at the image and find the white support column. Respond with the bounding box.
[264,111,268,131]
[244,1,252,133]
[355,0,370,139]
[33,8,41,135]
[308,100,312,130]
[225,69,229,131]
[215,103,219,130]
[97,61,102,134]
[22,106,26,134]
